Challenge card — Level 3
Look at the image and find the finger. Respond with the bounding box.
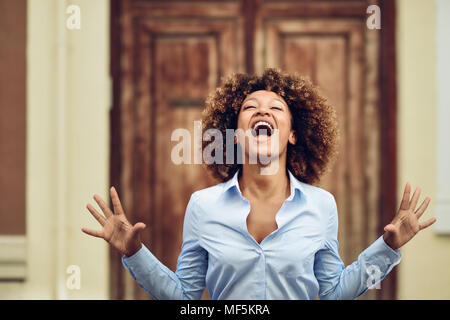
[415,197,430,219]
[81,227,104,239]
[399,182,411,210]
[110,186,125,215]
[409,187,421,212]
[93,194,113,218]
[86,203,106,226]
[419,217,436,231]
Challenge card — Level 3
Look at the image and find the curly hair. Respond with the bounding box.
[201,67,339,185]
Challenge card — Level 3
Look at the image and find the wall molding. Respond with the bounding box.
[0,235,26,280]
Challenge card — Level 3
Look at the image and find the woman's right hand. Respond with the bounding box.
[82,186,146,257]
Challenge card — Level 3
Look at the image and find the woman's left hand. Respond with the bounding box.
[383,182,436,250]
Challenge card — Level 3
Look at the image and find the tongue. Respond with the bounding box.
[255,126,271,136]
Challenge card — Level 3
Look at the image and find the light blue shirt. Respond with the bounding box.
[122,169,402,300]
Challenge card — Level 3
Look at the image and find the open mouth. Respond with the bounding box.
[251,121,274,137]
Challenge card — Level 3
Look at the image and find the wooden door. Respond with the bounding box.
[110,0,397,300]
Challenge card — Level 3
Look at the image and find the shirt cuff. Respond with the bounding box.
[362,235,402,275]
[121,244,160,280]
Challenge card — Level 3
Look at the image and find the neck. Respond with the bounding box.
[238,155,290,200]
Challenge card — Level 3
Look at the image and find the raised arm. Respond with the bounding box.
[82,188,207,299]
[314,183,435,300]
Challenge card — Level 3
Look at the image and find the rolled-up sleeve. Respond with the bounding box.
[122,192,208,300]
[314,195,402,300]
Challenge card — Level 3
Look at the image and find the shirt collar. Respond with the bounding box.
[222,168,305,201]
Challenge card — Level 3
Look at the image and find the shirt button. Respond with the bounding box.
[385,257,391,263]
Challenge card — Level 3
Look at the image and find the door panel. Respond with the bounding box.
[111,0,246,300]
[256,16,377,299]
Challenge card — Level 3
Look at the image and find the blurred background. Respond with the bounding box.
[0,0,449,299]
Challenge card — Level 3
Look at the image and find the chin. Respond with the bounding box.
[247,145,280,165]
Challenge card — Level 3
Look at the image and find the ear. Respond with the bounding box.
[288,130,297,145]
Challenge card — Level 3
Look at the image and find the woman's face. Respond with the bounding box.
[236,90,297,165]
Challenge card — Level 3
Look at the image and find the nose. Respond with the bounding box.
[255,104,270,116]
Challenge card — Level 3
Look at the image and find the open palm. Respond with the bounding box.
[82,187,146,257]
[383,182,436,250]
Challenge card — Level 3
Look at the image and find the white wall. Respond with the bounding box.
[0,0,110,299]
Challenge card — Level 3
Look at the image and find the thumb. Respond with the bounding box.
[384,223,396,233]
[132,222,146,235]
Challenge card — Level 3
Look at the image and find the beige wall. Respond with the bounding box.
[0,0,110,299]
[396,0,450,299]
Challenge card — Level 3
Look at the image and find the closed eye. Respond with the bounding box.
[271,106,282,110]
[243,105,256,110]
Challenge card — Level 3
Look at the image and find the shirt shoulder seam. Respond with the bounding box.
[189,191,204,247]
[322,193,337,250]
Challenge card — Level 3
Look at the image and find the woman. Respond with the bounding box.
[82,68,436,299]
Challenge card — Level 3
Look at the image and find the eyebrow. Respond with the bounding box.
[242,97,287,106]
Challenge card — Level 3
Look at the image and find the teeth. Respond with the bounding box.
[253,121,273,131]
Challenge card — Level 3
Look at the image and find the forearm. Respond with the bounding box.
[319,235,402,300]
[122,244,190,300]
